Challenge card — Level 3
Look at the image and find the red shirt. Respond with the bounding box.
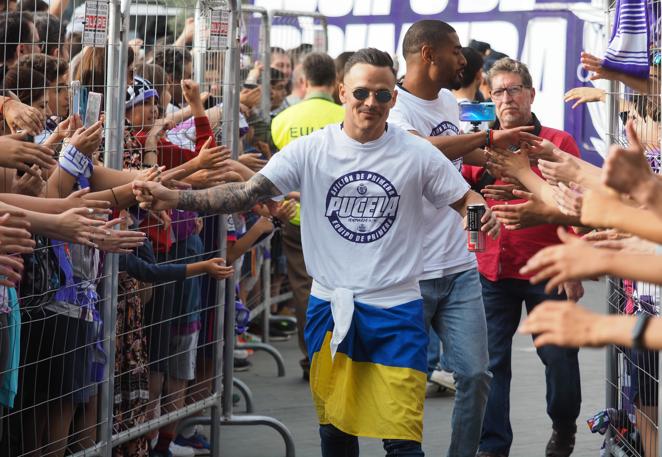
[134,116,217,253]
[462,125,580,281]
[134,116,216,169]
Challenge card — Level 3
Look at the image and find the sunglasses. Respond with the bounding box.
[351,87,393,103]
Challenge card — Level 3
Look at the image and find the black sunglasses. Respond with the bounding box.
[352,87,393,103]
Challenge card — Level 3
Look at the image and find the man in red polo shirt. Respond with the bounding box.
[462,58,583,457]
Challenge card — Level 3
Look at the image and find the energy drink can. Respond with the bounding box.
[467,204,486,252]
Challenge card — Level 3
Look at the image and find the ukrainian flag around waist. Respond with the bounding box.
[305,295,427,373]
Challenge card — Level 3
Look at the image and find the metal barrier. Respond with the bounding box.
[0,0,298,455]
[603,1,662,456]
[268,9,328,55]
[241,5,272,123]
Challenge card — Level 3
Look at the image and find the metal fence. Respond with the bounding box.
[604,1,662,456]
[0,0,305,456]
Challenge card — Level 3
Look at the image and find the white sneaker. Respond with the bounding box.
[430,369,456,393]
[170,442,196,457]
[233,349,249,359]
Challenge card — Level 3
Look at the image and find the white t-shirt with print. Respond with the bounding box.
[258,123,469,293]
[388,87,477,279]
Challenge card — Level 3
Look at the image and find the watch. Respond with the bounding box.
[632,312,652,350]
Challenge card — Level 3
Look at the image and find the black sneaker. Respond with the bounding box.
[233,358,252,372]
[545,425,576,457]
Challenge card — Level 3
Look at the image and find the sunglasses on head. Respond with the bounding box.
[351,87,393,103]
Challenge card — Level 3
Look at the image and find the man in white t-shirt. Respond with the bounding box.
[388,20,537,457]
[132,48,498,457]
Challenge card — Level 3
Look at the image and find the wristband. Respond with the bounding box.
[632,312,652,350]
[59,143,93,179]
[110,187,119,206]
[485,129,490,148]
[489,129,494,147]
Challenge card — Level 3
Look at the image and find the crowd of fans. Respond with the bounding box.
[0,1,659,457]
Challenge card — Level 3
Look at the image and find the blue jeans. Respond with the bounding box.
[319,424,424,457]
[478,276,581,456]
[420,268,491,457]
[427,331,453,374]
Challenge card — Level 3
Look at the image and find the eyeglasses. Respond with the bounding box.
[350,87,393,103]
[490,84,528,100]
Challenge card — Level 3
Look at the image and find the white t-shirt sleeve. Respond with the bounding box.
[421,145,470,209]
[388,104,418,133]
[257,141,303,195]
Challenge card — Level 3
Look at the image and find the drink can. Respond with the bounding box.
[467,204,486,252]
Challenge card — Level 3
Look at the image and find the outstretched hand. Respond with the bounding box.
[0,211,35,255]
[94,217,147,253]
[519,300,605,348]
[486,146,531,180]
[491,189,550,230]
[196,137,231,170]
[3,98,45,135]
[132,180,179,211]
[520,227,607,293]
[580,51,618,82]
[538,149,582,186]
[551,182,584,217]
[564,86,606,108]
[492,126,541,150]
[0,134,56,178]
[602,119,654,202]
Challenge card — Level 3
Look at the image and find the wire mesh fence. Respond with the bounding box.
[0,1,334,455]
[0,0,240,456]
[603,1,662,456]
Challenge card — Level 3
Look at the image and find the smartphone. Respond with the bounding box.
[70,80,81,117]
[243,83,258,89]
[458,102,496,123]
[15,133,35,177]
[85,92,102,127]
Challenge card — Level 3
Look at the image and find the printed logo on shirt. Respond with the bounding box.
[325,171,400,243]
[430,121,459,137]
[430,121,462,171]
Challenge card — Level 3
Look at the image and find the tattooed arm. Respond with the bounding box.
[132,173,282,213]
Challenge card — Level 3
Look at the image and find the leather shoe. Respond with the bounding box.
[545,425,576,457]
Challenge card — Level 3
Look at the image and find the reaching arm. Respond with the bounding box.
[424,132,487,161]
[518,300,662,350]
[179,174,281,213]
[49,0,69,17]
[133,173,282,214]
[580,189,662,244]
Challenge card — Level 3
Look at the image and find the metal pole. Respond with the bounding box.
[320,16,328,52]
[260,8,271,123]
[602,1,618,453]
[262,256,271,344]
[99,0,128,453]
[193,0,205,85]
[210,1,240,456]
[220,0,241,420]
[239,5,270,121]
